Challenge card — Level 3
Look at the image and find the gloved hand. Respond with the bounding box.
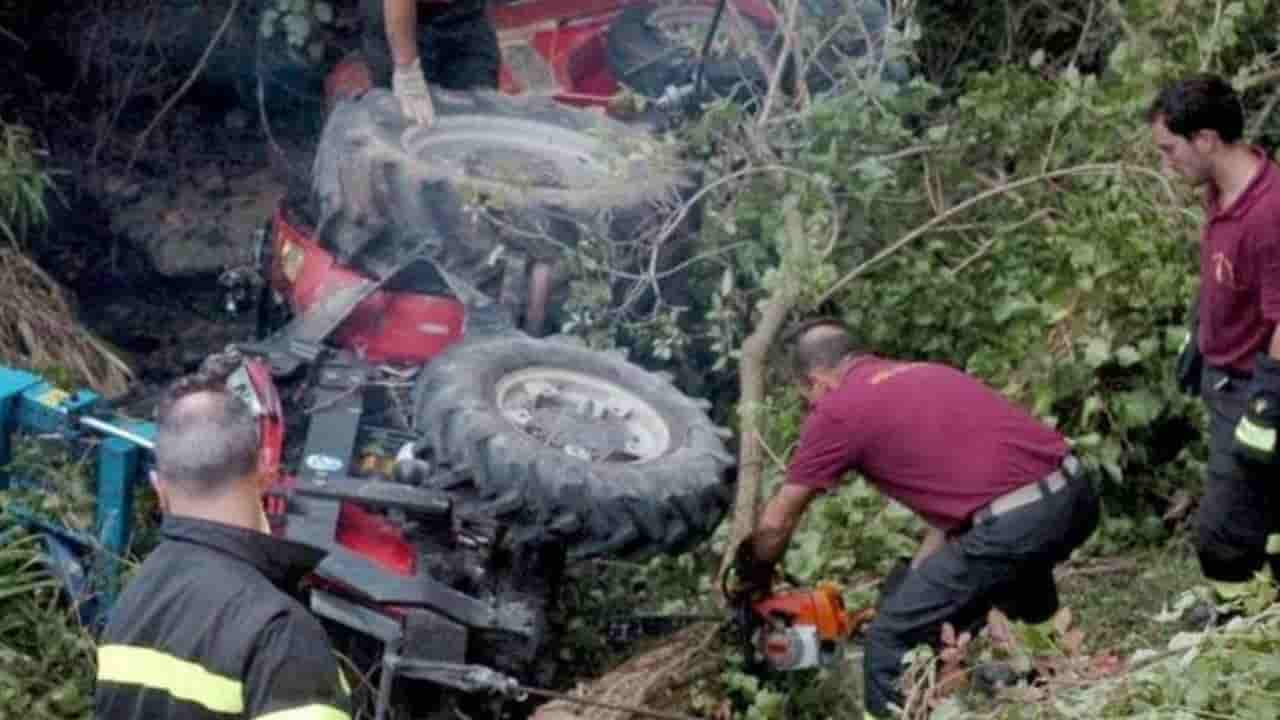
[1175,294,1203,397]
[731,536,775,600]
[1234,353,1280,465]
[392,57,435,126]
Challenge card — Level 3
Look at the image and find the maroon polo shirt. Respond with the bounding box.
[1198,147,1280,375]
[786,357,1069,532]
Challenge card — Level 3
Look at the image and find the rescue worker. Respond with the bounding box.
[362,0,501,126]
[731,318,1100,719]
[95,370,350,720]
[1150,74,1280,595]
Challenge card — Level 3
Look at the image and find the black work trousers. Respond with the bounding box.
[1194,366,1280,582]
[362,0,500,91]
[863,465,1100,718]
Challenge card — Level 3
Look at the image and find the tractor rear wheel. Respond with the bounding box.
[412,331,734,562]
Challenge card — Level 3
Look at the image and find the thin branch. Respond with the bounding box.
[754,429,787,471]
[1067,0,1099,70]
[126,0,243,176]
[0,24,27,50]
[1248,82,1280,139]
[651,164,842,262]
[1240,66,1280,92]
[817,163,1133,305]
[946,208,1052,277]
[755,0,802,130]
[91,4,160,168]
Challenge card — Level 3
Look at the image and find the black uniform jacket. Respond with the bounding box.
[94,515,351,720]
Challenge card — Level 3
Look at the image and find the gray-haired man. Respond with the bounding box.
[95,369,351,720]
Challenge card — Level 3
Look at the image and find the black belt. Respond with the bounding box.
[1206,365,1251,392]
[972,454,1081,525]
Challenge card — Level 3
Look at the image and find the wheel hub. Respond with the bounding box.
[495,367,671,463]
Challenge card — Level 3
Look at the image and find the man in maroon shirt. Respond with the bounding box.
[733,318,1099,719]
[1148,74,1280,595]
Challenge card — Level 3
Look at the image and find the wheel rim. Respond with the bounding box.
[495,367,672,463]
[403,115,633,197]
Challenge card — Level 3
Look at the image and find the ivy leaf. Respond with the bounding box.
[1082,396,1105,426]
[1116,389,1162,426]
[1083,338,1111,368]
[1115,345,1142,367]
[993,298,1036,324]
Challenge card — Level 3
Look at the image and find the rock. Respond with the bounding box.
[195,164,228,194]
[225,109,252,131]
[103,176,143,206]
[110,168,281,278]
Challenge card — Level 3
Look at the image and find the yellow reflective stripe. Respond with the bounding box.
[254,704,351,720]
[1235,416,1276,452]
[97,645,243,714]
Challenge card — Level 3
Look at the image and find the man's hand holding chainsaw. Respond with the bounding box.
[731,317,1099,720]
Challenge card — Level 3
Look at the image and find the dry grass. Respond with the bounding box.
[0,248,132,395]
[532,622,722,720]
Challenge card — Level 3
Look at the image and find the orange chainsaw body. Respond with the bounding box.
[748,582,876,671]
[753,582,855,640]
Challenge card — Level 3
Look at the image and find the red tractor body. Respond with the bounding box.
[269,205,466,365]
[492,0,777,105]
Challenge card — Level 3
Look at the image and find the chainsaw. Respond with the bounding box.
[728,577,876,673]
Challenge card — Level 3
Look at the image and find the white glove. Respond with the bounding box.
[392,57,435,126]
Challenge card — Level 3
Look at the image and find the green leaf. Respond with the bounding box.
[1084,338,1111,368]
[1116,389,1163,426]
[1082,396,1105,426]
[1115,345,1142,367]
[993,298,1036,324]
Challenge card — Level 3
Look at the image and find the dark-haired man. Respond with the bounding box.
[1148,74,1280,596]
[362,0,500,126]
[732,319,1100,719]
[95,370,350,720]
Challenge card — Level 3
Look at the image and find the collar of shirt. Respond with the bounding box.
[160,515,327,592]
[1205,146,1274,222]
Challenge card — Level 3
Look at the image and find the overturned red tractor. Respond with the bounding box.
[230,69,735,716]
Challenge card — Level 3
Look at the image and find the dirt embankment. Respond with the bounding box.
[5,2,337,384]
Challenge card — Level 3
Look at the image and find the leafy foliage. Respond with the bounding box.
[0,120,55,248]
[559,1,1280,718]
[0,526,94,720]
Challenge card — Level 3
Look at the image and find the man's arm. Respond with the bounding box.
[384,0,419,65]
[752,483,821,564]
[1232,232,1280,464]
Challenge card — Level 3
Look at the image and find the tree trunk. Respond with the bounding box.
[719,205,804,579]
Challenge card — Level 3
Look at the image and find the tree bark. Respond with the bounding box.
[719,206,805,580]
